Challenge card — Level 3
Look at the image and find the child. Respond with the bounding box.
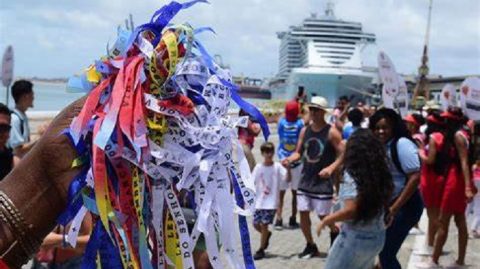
[276,100,304,230]
[252,142,287,260]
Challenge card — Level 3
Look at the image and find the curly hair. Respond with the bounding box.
[369,108,413,142]
[343,129,394,224]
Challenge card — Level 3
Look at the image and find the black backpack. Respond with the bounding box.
[390,137,420,178]
[12,110,25,136]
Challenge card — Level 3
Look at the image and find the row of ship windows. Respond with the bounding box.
[280,45,302,51]
[294,28,375,36]
[279,44,302,50]
[291,38,357,45]
[314,44,355,49]
[317,50,353,55]
[280,56,351,64]
[279,61,303,66]
[282,45,356,53]
[302,20,361,27]
[292,28,372,36]
[279,60,348,73]
[320,55,351,60]
[291,33,374,41]
[280,55,351,61]
[279,52,302,57]
[280,52,352,60]
[284,37,375,45]
[279,60,303,65]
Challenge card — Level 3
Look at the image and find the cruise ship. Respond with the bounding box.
[270,1,378,105]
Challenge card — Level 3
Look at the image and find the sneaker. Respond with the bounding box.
[274,219,283,230]
[253,249,265,260]
[298,243,319,259]
[472,230,480,239]
[409,227,424,235]
[264,231,272,250]
[413,245,433,256]
[415,259,442,269]
[288,216,299,229]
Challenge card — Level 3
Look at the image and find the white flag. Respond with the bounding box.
[459,77,480,120]
[440,84,457,111]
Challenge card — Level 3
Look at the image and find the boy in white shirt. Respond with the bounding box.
[252,142,287,260]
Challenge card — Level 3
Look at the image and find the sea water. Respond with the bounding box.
[0,81,268,113]
[0,81,85,112]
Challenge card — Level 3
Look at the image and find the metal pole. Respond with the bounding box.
[129,14,134,30]
[5,86,9,106]
[425,0,433,49]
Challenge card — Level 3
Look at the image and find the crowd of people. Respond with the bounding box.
[1,79,480,269]
[247,94,479,269]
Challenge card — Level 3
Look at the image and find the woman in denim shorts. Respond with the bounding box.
[316,129,393,269]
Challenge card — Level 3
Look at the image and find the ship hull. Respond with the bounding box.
[271,68,375,105]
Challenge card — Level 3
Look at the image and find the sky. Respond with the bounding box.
[0,0,479,80]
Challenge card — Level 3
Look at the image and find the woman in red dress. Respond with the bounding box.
[418,112,446,255]
[418,107,475,268]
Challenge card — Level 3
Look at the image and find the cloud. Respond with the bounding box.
[0,0,478,79]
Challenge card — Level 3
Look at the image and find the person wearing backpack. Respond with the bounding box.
[369,108,424,269]
[8,80,36,158]
[417,107,476,269]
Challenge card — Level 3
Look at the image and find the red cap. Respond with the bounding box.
[441,110,463,121]
[285,100,300,122]
[404,114,419,126]
[426,115,445,126]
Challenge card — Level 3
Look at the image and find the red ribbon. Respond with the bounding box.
[158,94,195,116]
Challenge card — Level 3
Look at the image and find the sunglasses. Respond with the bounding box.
[0,124,11,133]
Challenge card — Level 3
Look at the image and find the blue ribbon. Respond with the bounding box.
[193,40,216,72]
[193,26,216,35]
[63,128,89,156]
[82,222,124,269]
[137,0,209,47]
[98,226,125,269]
[66,74,93,93]
[230,170,256,269]
[221,78,270,141]
[57,168,88,225]
[82,222,102,269]
[191,38,270,141]
[82,194,100,216]
[95,60,111,75]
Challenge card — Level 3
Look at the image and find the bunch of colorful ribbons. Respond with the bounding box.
[59,1,269,268]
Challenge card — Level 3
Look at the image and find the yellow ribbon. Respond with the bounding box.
[148,115,168,146]
[165,212,183,269]
[162,31,179,77]
[86,65,102,84]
